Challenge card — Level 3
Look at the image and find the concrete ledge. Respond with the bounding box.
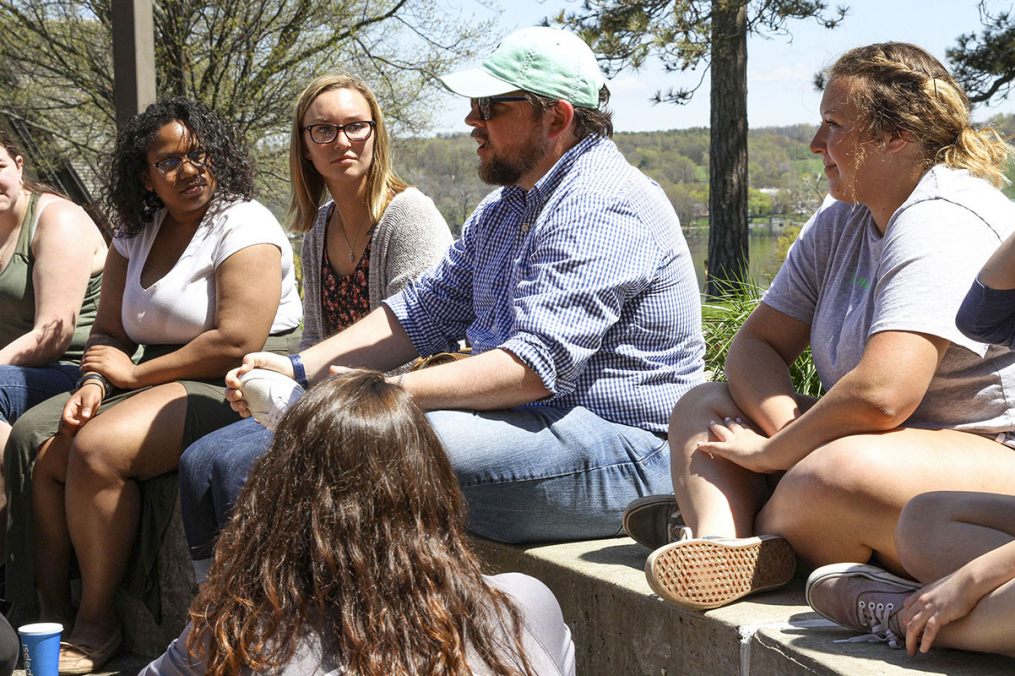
[471,536,1015,676]
[18,525,1013,675]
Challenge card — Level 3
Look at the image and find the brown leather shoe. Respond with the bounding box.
[623,495,686,550]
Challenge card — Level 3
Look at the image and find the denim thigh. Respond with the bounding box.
[0,363,80,424]
[178,417,273,570]
[426,405,671,543]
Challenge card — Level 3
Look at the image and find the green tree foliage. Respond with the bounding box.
[948,1,1015,104]
[395,133,489,237]
[0,0,492,204]
[398,125,827,234]
[702,284,822,396]
[553,0,846,297]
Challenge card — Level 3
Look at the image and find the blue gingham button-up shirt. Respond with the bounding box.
[385,135,705,433]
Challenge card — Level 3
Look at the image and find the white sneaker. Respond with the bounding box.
[238,368,306,431]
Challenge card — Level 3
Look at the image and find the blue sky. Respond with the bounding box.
[434,0,1015,133]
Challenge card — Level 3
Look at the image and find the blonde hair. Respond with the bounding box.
[829,42,1011,188]
[288,73,408,233]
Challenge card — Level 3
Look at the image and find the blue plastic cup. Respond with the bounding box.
[17,623,62,676]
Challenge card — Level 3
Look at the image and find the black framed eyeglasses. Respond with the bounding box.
[302,120,376,144]
[471,96,529,121]
[150,149,208,177]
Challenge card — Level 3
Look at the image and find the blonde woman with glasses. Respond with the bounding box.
[177,73,451,582]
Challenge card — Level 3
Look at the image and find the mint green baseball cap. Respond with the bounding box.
[440,27,605,109]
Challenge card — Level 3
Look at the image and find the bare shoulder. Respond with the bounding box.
[34,195,100,235]
[32,194,105,255]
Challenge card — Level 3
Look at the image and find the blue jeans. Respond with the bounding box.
[179,405,670,578]
[0,363,80,424]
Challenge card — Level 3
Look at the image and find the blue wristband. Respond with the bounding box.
[288,354,309,389]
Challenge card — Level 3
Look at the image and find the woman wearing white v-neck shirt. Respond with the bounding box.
[4,97,301,674]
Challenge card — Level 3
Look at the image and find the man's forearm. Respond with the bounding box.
[396,348,550,411]
[301,305,418,384]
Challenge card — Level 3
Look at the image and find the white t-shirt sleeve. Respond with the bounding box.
[763,195,838,324]
[872,200,1001,355]
[212,201,286,267]
[488,572,575,676]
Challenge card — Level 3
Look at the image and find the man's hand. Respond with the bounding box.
[225,352,295,416]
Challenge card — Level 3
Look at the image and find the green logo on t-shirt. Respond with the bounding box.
[853,275,871,290]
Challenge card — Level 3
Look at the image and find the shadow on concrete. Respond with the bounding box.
[577,542,647,570]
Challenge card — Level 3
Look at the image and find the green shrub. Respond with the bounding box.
[701,284,824,398]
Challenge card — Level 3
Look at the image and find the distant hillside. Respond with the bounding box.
[396,116,1015,236]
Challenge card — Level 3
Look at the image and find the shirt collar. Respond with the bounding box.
[501,134,604,209]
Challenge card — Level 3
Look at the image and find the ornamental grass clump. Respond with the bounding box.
[702,284,823,398]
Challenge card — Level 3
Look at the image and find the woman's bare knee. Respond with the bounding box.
[33,435,70,484]
[669,383,743,452]
[759,438,891,565]
[70,421,133,479]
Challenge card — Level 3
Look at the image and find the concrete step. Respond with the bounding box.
[16,509,1012,675]
[471,536,1015,676]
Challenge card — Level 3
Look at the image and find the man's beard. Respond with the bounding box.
[477,130,550,186]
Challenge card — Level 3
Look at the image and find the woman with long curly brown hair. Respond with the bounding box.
[141,370,574,676]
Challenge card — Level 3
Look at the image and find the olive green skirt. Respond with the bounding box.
[3,332,300,620]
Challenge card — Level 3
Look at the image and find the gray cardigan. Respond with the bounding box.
[299,187,452,350]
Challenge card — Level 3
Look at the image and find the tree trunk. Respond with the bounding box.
[706,0,749,298]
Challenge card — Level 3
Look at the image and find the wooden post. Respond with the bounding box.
[111,0,156,129]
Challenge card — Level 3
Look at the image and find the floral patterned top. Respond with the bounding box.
[320,238,371,335]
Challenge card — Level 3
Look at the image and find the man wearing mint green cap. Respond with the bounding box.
[221,26,705,543]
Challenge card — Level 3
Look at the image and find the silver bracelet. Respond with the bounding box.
[397,372,406,388]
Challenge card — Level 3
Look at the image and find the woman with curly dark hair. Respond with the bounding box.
[142,370,574,676]
[3,97,302,673]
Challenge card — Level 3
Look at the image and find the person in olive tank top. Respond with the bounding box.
[0,129,106,562]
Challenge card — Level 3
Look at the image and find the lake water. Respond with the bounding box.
[684,228,783,292]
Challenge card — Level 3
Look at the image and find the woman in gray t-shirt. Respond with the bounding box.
[636,42,1015,613]
[142,371,575,676]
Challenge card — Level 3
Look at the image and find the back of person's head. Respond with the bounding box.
[441,27,614,140]
[102,96,254,236]
[829,42,1010,187]
[288,73,407,234]
[190,370,535,676]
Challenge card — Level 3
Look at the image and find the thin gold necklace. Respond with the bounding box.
[337,209,374,262]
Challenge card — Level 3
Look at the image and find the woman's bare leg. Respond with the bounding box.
[930,578,1015,657]
[669,382,770,537]
[31,433,75,625]
[757,429,1015,573]
[896,491,1015,657]
[63,383,188,649]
